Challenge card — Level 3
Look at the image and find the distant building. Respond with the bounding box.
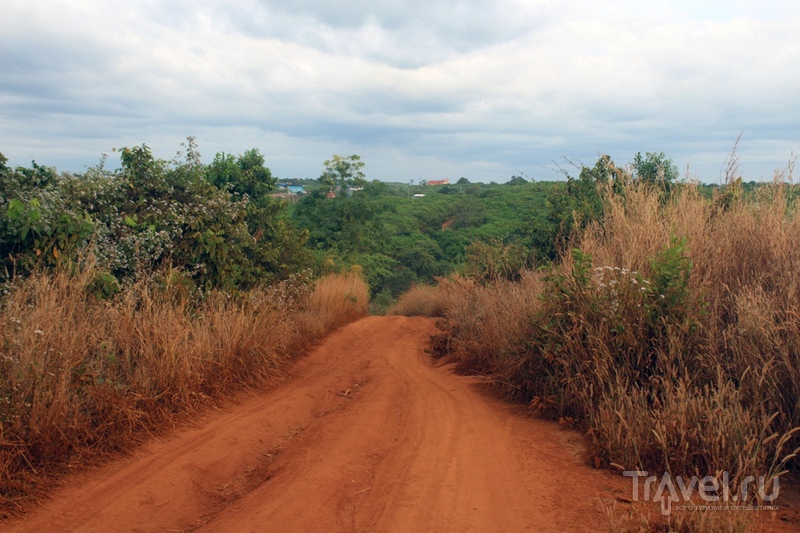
[425,179,450,186]
[287,185,306,194]
[412,193,425,198]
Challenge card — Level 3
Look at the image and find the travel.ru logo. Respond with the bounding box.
[623,471,780,516]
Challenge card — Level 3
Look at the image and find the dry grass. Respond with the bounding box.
[576,183,800,473]
[0,268,368,515]
[389,283,452,317]
[425,177,800,530]
[297,271,369,337]
[429,272,545,375]
[607,502,755,533]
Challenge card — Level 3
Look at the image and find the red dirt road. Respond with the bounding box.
[7,316,627,532]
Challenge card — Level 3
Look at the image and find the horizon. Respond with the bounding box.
[0,141,787,187]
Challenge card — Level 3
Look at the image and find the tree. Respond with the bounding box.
[631,151,679,196]
[0,152,8,174]
[319,154,366,194]
[450,198,487,229]
[206,148,276,201]
[392,234,443,279]
[119,144,170,200]
[524,155,627,262]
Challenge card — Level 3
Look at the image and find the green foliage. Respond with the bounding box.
[524,159,605,262]
[631,151,679,195]
[449,197,487,229]
[356,253,398,293]
[714,177,744,211]
[1,162,94,274]
[89,271,121,300]
[369,288,395,315]
[647,237,695,327]
[464,239,528,283]
[206,147,276,200]
[0,145,684,302]
[291,175,557,296]
[6,198,42,244]
[0,140,310,292]
[525,154,660,262]
[110,143,256,289]
[392,234,444,280]
[498,237,708,421]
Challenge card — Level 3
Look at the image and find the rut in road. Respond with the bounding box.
[7,316,626,532]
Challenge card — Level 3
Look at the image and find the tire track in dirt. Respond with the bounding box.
[6,316,627,532]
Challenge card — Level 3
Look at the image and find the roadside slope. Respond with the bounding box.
[7,316,624,532]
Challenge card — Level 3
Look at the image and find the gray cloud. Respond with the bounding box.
[1,0,799,182]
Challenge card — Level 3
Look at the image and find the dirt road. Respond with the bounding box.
[7,316,626,532]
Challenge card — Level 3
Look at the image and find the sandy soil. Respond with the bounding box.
[7,315,794,532]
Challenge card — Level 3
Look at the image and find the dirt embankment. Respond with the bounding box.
[7,316,636,531]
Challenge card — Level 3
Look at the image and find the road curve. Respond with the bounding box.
[7,316,625,532]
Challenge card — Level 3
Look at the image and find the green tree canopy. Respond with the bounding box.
[631,151,679,194]
[319,154,366,193]
[206,148,276,202]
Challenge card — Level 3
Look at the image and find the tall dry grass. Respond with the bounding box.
[576,183,800,477]
[297,272,370,337]
[427,273,545,376]
[389,283,454,318]
[0,268,368,515]
[428,178,800,521]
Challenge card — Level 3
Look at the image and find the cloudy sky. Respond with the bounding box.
[1,1,798,183]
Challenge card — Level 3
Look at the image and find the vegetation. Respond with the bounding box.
[0,140,311,292]
[289,173,557,308]
[389,283,452,318]
[0,140,371,514]
[4,138,797,531]
[318,154,367,194]
[0,266,367,514]
[0,140,579,512]
[411,159,800,530]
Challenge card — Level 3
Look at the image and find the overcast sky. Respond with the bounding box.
[2,1,798,183]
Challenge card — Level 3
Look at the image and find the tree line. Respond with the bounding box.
[1,138,701,304]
